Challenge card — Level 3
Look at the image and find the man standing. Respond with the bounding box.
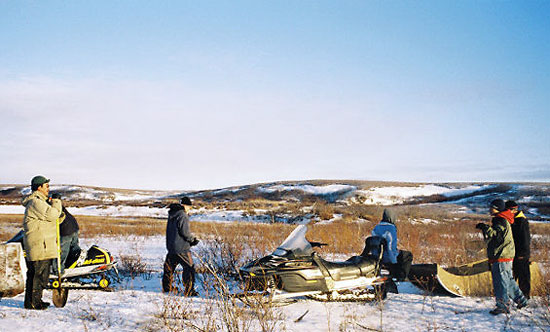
[22,175,63,310]
[476,199,528,315]
[52,195,81,277]
[505,200,531,299]
[162,196,199,296]
[371,208,413,281]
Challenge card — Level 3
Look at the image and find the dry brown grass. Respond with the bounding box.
[3,210,550,290]
[0,214,22,240]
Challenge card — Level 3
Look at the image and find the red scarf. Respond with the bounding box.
[497,210,515,224]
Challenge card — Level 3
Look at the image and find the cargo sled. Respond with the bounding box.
[2,231,118,307]
[409,259,543,297]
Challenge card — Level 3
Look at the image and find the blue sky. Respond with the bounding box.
[1,1,549,190]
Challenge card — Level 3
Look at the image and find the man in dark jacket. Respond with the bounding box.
[51,196,81,276]
[476,199,528,315]
[162,196,199,296]
[505,200,531,299]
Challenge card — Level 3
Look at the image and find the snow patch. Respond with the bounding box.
[257,184,356,196]
[410,218,440,224]
[0,205,25,214]
[69,205,168,218]
[358,184,492,205]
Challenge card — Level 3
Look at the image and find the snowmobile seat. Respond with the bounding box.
[317,256,377,280]
[360,236,386,261]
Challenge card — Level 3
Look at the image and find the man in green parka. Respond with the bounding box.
[476,199,528,315]
[22,175,63,310]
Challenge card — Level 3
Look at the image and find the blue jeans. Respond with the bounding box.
[491,261,527,309]
[53,232,81,276]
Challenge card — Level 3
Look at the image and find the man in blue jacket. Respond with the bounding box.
[162,196,199,296]
[372,208,413,281]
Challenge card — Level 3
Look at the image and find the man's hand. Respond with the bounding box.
[190,238,200,246]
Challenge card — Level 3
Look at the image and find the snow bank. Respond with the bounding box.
[69,205,168,218]
[0,205,169,218]
[0,205,25,214]
[257,184,356,196]
[358,184,492,205]
[0,205,292,223]
[190,210,266,223]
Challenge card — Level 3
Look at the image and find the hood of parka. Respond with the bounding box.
[382,208,398,224]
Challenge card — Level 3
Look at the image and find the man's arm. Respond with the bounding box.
[485,218,506,243]
[37,197,62,222]
[177,212,196,243]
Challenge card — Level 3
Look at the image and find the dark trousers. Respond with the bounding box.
[53,232,81,276]
[24,259,51,309]
[513,258,531,299]
[388,250,413,281]
[162,253,195,294]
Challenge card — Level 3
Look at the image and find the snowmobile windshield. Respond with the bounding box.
[272,224,312,258]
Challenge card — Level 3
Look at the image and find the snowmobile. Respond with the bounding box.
[238,224,394,303]
[6,230,118,307]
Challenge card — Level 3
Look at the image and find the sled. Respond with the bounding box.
[4,230,118,307]
[409,259,543,297]
[0,243,26,298]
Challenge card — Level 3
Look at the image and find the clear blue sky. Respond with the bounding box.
[1,1,549,190]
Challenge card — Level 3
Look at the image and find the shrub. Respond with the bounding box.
[312,202,334,220]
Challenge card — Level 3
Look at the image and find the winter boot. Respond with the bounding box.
[489,307,510,315]
[30,290,47,310]
[24,289,32,309]
[517,299,528,310]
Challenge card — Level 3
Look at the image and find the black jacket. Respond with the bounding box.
[511,211,530,259]
[166,204,196,254]
[60,207,79,236]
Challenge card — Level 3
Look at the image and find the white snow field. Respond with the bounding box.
[1,236,547,332]
[356,184,493,205]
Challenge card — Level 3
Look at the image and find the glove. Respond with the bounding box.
[476,223,489,231]
[190,238,200,246]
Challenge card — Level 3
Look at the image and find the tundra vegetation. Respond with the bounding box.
[2,195,550,331]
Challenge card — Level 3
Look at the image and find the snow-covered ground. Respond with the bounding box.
[0,205,318,224]
[0,204,168,218]
[356,184,493,205]
[257,184,357,196]
[1,235,547,332]
[0,205,288,223]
